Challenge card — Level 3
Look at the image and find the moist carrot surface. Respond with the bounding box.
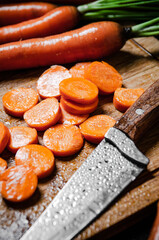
[0,2,56,27]
[37,65,72,99]
[0,122,10,154]
[0,22,125,71]
[79,115,116,144]
[2,88,39,117]
[69,62,92,78]
[0,157,7,173]
[15,144,55,179]
[59,77,98,104]
[0,165,38,202]
[59,103,89,125]
[7,126,38,153]
[113,88,144,112]
[24,97,61,131]
[0,6,79,44]
[43,124,84,157]
[85,61,122,94]
[61,96,98,115]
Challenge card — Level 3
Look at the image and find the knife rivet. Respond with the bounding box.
[135,108,144,115]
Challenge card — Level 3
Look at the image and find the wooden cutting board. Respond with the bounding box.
[0,36,159,240]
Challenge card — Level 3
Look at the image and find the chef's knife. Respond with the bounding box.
[21,79,159,240]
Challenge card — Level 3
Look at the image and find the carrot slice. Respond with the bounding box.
[0,157,7,173]
[59,102,89,125]
[0,122,10,154]
[15,144,55,179]
[113,88,144,112]
[43,124,83,157]
[2,88,39,117]
[85,61,122,94]
[24,98,61,131]
[61,96,98,115]
[37,65,72,100]
[69,62,92,78]
[7,126,38,153]
[59,77,98,104]
[79,115,116,144]
[0,165,37,202]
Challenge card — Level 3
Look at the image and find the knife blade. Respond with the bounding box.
[20,79,159,240]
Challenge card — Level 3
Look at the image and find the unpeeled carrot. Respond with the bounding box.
[59,102,89,125]
[69,62,92,78]
[84,61,123,94]
[0,165,38,202]
[0,157,7,173]
[60,96,98,115]
[0,122,10,154]
[43,124,84,157]
[59,77,98,104]
[7,126,38,153]
[15,144,55,179]
[0,2,56,26]
[0,21,125,71]
[24,97,61,131]
[0,6,79,44]
[79,115,116,144]
[37,65,72,100]
[2,88,39,117]
[0,0,95,5]
[47,0,95,4]
[113,88,144,112]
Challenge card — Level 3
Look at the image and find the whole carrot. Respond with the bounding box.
[0,0,95,5]
[0,21,125,71]
[0,17,158,71]
[0,2,56,26]
[0,6,79,44]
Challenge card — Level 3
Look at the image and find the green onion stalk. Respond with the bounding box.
[77,0,159,22]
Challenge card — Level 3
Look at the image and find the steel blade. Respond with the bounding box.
[20,127,149,240]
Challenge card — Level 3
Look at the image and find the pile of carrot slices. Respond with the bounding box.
[0,60,144,202]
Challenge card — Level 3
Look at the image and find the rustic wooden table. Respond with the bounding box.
[0,36,159,240]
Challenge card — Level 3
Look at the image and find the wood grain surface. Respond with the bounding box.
[0,36,159,240]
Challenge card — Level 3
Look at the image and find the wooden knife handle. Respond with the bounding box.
[114,79,159,143]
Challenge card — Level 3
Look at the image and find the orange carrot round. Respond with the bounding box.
[69,62,92,78]
[60,96,98,115]
[59,77,98,104]
[2,88,39,117]
[113,88,144,112]
[79,115,116,144]
[43,124,84,157]
[37,65,72,100]
[0,157,7,173]
[0,2,57,27]
[0,122,10,154]
[7,126,38,153]
[0,165,38,202]
[0,22,125,71]
[0,6,79,44]
[15,144,55,179]
[85,61,122,94]
[24,97,61,131]
[59,102,89,125]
